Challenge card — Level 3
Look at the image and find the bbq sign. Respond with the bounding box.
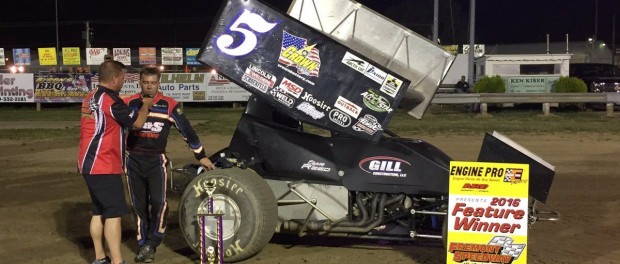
[197,0,411,142]
[447,161,529,264]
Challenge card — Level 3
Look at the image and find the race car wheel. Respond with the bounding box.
[179,167,277,262]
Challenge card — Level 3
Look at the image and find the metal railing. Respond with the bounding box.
[430,93,620,116]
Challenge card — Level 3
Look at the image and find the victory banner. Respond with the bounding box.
[86,48,108,65]
[186,48,201,65]
[38,47,57,65]
[162,48,183,65]
[114,48,131,65]
[34,73,92,102]
[62,47,81,65]
[198,0,410,141]
[139,47,156,65]
[13,48,31,66]
[0,48,5,66]
[0,73,34,103]
[447,161,530,264]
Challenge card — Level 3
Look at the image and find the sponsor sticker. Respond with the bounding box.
[358,156,410,177]
[296,102,325,119]
[279,31,321,77]
[334,96,362,119]
[270,87,295,108]
[364,65,388,84]
[380,74,403,98]
[301,160,331,172]
[341,51,369,73]
[278,77,304,98]
[353,114,383,135]
[328,109,352,127]
[241,63,277,93]
[300,91,331,112]
[361,89,393,113]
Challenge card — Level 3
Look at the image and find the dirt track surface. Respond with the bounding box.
[1,122,618,263]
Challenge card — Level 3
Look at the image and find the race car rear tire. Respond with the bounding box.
[178,167,277,262]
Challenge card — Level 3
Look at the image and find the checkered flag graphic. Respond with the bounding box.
[489,236,526,259]
[504,169,514,182]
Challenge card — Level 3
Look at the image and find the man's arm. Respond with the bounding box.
[170,104,215,170]
[132,97,153,129]
[110,95,152,128]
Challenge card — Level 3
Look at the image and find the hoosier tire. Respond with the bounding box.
[179,167,277,262]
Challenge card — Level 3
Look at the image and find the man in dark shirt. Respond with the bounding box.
[78,61,152,264]
[455,75,470,93]
[124,66,215,263]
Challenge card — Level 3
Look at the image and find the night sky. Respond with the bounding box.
[0,0,618,50]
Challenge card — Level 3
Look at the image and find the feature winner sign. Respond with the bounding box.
[447,161,529,264]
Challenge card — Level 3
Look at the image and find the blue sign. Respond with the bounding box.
[13,48,31,66]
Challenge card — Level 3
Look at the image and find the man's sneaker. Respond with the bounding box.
[135,245,156,263]
[89,256,111,264]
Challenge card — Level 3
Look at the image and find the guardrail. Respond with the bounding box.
[430,93,620,116]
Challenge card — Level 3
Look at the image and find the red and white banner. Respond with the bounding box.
[86,48,108,65]
[113,48,131,65]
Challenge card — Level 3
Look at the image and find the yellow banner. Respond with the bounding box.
[62,47,81,65]
[38,47,57,65]
[447,161,529,264]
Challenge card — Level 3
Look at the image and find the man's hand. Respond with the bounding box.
[142,97,154,107]
[199,157,216,171]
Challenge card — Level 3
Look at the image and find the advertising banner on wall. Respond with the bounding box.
[161,48,183,65]
[86,48,108,65]
[446,161,529,264]
[206,74,251,101]
[91,73,141,96]
[186,48,201,65]
[504,76,559,93]
[198,0,410,141]
[139,47,156,65]
[13,48,31,66]
[91,73,209,102]
[113,48,131,65]
[62,47,81,65]
[38,47,58,65]
[159,73,209,101]
[0,73,34,103]
[0,48,5,66]
[34,73,93,102]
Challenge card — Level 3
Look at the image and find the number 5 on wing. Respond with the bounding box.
[216,9,278,56]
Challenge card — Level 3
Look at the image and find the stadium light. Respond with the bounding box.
[17,66,25,73]
[159,65,165,71]
[211,69,217,75]
[9,66,17,73]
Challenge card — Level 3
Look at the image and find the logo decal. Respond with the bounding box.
[361,89,393,113]
[296,102,324,120]
[328,109,352,127]
[364,65,387,84]
[278,77,304,98]
[241,63,276,93]
[278,31,321,77]
[341,52,369,73]
[334,96,362,119]
[380,74,403,98]
[269,87,295,108]
[353,114,383,135]
[358,156,410,177]
[301,160,331,172]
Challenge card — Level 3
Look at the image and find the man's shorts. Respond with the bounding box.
[82,174,128,218]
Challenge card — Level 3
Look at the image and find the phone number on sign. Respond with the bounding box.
[0,97,28,102]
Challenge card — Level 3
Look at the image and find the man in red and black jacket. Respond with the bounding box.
[78,60,152,264]
[124,66,215,263]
